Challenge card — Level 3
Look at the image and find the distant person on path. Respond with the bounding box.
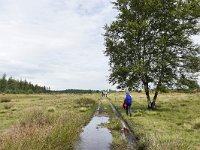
[124,91,132,116]
[102,90,108,97]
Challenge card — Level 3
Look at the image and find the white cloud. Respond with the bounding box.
[0,0,199,89]
[0,0,117,90]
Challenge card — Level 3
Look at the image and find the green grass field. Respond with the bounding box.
[0,92,199,150]
[0,94,99,149]
[109,92,200,150]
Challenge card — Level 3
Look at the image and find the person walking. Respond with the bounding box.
[124,91,132,116]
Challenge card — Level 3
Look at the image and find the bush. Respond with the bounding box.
[0,97,11,103]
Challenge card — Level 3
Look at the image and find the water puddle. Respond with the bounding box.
[75,116,112,150]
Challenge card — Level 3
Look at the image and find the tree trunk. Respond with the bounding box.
[151,91,158,110]
[152,81,161,110]
[143,82,152,109]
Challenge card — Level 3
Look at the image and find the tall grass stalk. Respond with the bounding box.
[0,94,98,150]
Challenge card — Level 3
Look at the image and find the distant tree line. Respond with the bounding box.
[53,89,100,94]
[0,74,49,94]
[0,74,114,94]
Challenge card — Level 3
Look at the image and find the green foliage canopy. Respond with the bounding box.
[104,0,200,91]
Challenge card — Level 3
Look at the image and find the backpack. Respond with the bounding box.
[125,94,132,105]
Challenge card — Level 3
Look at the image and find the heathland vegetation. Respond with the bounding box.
[0,92,199,150]
[0,94,98,149]
[0,0,199,149]
[109,92,200,150]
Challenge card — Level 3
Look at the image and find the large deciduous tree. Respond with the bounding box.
[104,0,200,109]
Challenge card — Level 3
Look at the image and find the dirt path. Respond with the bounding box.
[75,98,136,150]
[75,99,112,150]
[108,100,137,149]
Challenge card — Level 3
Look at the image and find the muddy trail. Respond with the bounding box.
[108,100,137,149]
[75,98,136,150]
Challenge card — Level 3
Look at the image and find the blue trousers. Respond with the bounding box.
[126,104,132,116]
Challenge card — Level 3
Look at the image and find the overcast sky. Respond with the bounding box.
[0,0,118,90]
[0,0,199,90]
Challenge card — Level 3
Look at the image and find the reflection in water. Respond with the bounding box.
[75,116,112,150]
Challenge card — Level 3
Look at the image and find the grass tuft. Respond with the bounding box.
[193,122,200,130]
[108,118,122,131]
[0,110,7,114]
[47,107,55,112]
[76,98,95,107]
[19,107,54,127]
[79,107,88,112]
[0,97,11,103]
[4,104,13,109]
[11,108,17,111]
